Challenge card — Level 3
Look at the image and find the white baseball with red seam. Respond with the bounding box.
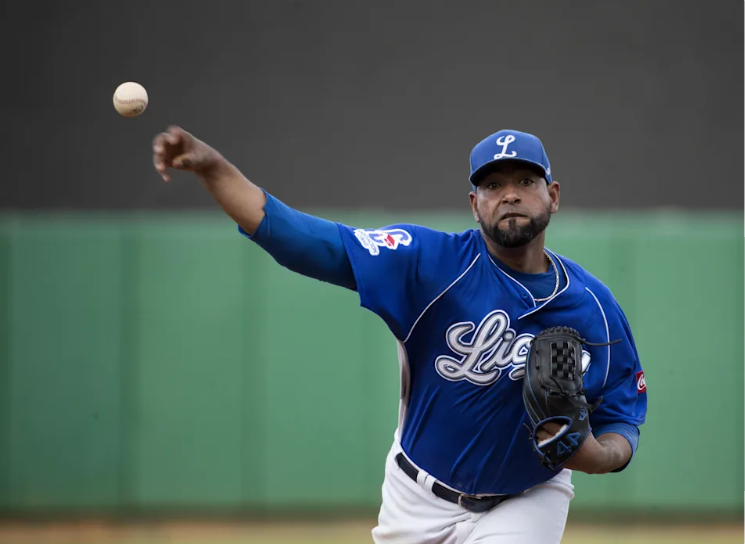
[113,82,148,117]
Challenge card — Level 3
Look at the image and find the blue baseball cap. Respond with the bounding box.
[469,129,552,187]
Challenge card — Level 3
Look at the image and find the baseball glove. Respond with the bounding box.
[522,326,618,471]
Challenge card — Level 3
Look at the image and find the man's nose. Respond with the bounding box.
[501,192,521,205]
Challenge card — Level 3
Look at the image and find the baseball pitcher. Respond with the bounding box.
[152,127,647,544]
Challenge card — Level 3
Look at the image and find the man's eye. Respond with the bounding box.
[488,182,500,189]
[520,178,533,186]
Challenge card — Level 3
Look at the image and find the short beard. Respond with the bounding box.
[481,208,551,248]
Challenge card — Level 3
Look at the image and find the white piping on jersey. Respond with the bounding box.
[403,254,481,344]
[487,254,536,306]
[396,339,412,435]
[585,286,611,388]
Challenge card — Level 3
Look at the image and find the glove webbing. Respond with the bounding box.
[538,334,621,415]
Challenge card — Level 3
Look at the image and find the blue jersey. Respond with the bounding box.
[337,223,648,495]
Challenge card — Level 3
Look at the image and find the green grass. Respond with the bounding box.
[1,521,741,544]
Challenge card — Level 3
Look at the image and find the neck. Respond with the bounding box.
[481,231,548,274]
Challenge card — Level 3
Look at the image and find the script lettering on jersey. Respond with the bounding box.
[435,310,534,385]
[353,228,412,256]
[435,310,592,386]
[493,135,517,160]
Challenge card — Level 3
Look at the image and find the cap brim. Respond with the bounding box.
[469,158,550,186]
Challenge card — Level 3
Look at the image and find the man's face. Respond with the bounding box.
[469,161,560,248]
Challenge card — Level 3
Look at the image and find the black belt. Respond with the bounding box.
[395,453,518,514]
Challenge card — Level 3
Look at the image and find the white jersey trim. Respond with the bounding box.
[585,286,611,387]
[403,254,481,343]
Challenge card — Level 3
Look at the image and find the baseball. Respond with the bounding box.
[113,82,148,117]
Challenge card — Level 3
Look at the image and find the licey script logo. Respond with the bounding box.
[435,310,592,386]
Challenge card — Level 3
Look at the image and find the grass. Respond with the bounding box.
[0,520,741,544]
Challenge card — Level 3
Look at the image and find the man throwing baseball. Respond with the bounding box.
[153,127,647,544]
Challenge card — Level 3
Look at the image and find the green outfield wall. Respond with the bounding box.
[0,210,741,515]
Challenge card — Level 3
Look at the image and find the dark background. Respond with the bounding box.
[1,0,742,211]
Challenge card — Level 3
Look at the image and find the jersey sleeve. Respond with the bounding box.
[238,191,356,291]
[336,223,468,342]
[587,293,648,430]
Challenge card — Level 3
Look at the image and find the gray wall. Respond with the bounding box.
[2,0,742,211]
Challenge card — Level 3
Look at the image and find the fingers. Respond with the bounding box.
[541,422,564,434]
[165,125,184,147]
[172,152,199,169]
[152,126,202,182]
[535,421,564,444]
[152,126,189,182]
[152,132,173,182]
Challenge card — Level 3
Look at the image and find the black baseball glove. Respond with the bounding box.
[522,326,617,471]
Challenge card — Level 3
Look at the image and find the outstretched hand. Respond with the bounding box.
[152,126,222,182]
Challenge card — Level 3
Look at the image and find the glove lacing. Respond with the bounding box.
[540,335,622,414]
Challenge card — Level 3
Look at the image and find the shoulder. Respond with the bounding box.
[553,252,620,308]
[552,252,632,339]
[336,223,482,340]
[343,222,481,257]
[360,223,479,244]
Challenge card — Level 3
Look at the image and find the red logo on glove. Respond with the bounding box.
[636,371,647,393]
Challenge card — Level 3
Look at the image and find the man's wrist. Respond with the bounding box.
[594,433,632,472]
[565,432,631,474]
[196,155,231,182]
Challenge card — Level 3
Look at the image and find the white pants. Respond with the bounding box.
[372,440,575,544]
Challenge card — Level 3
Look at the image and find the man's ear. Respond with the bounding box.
[469,191,481,223]
[548,181,561,214]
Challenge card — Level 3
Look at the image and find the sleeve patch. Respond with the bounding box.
[353,228,412,256]
[636,371,647,393]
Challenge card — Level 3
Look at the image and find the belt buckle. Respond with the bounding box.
[457,493,492,513]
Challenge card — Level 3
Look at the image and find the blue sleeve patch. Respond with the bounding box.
[352,228,413,255]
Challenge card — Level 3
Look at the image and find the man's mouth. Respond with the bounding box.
[500,213,527,220]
